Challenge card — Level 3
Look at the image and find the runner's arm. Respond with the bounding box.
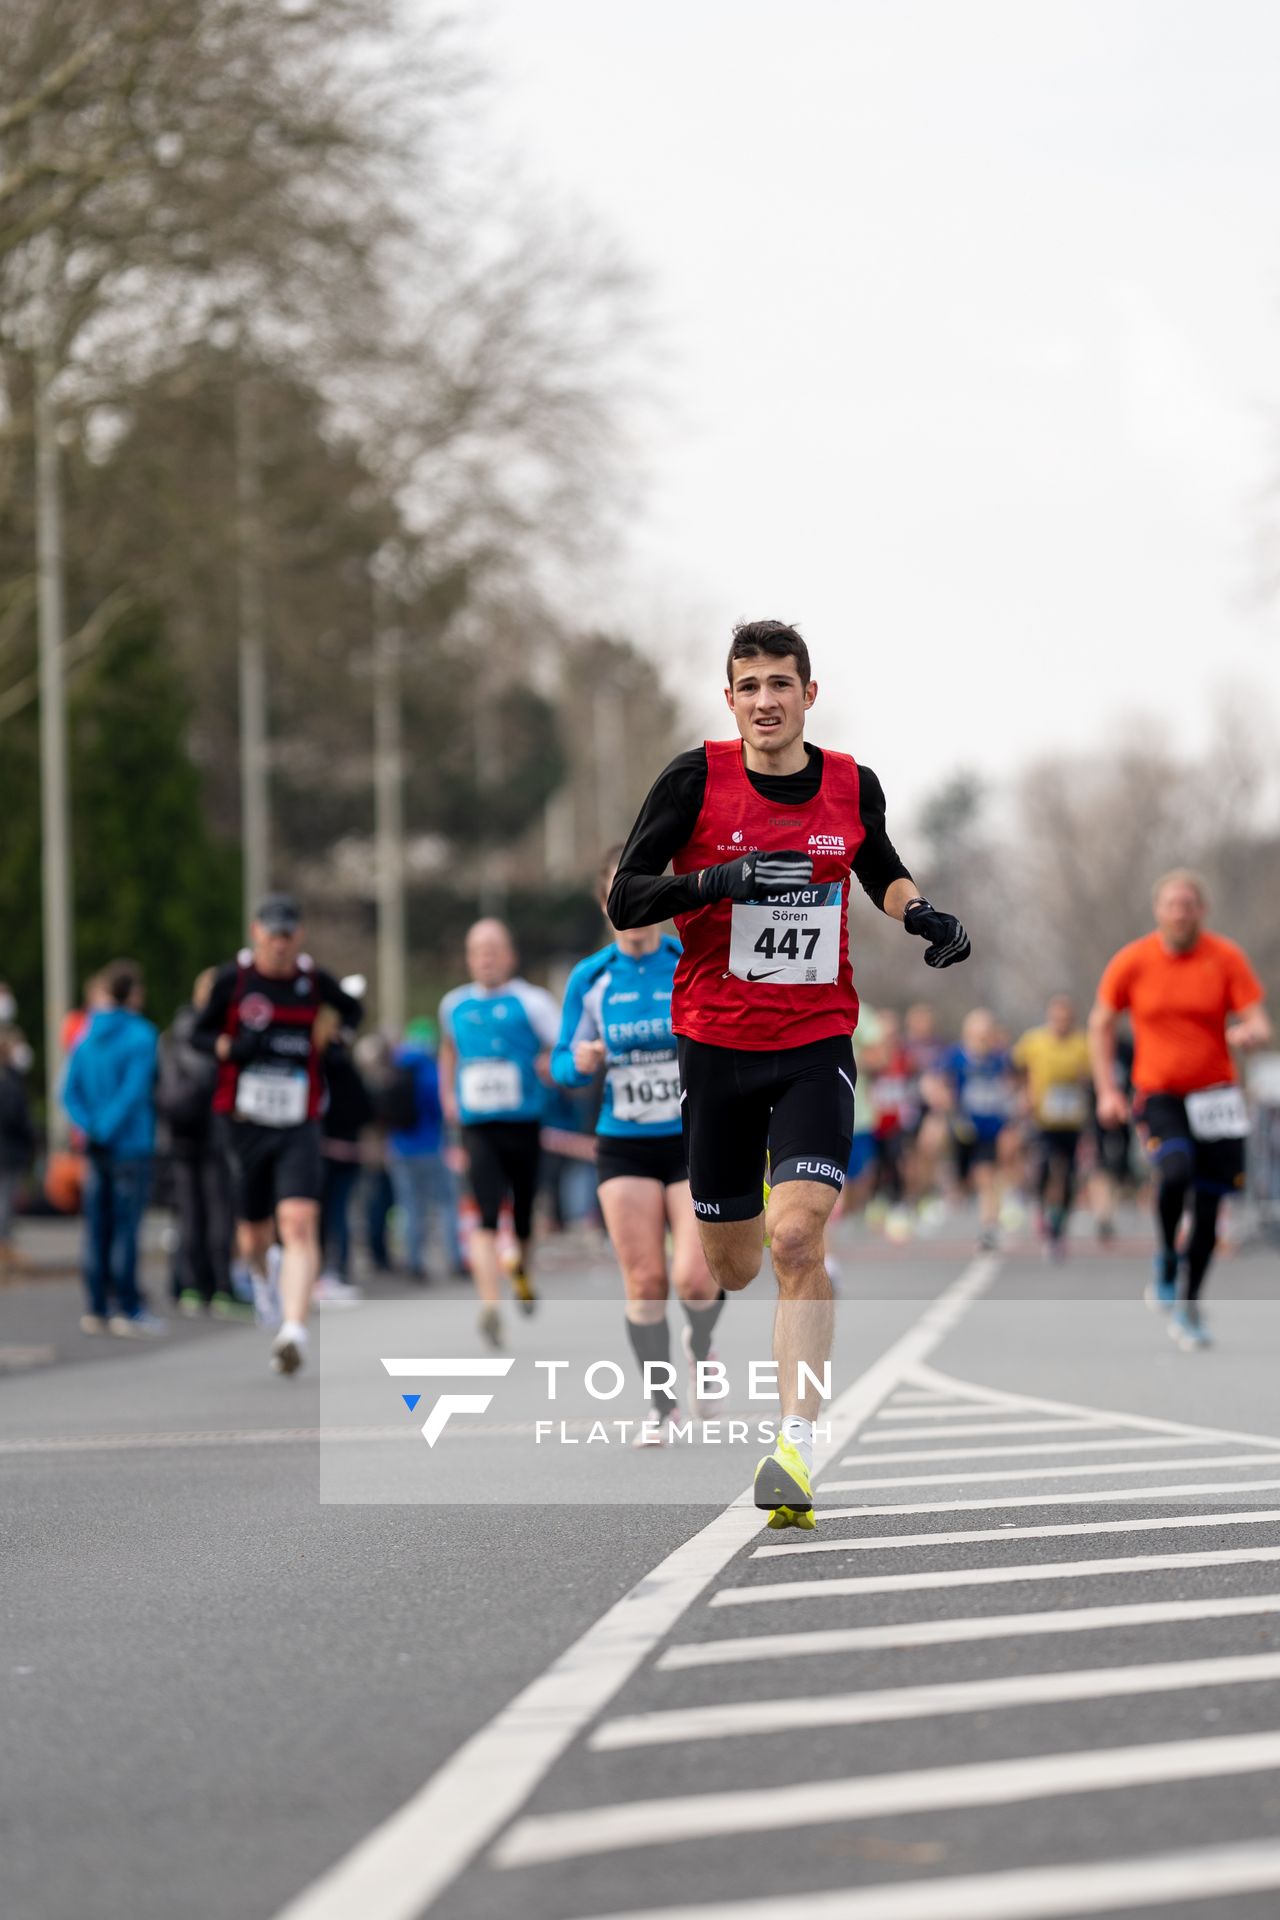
[437,993,459,1127]
[1087,999,1127,1121]
[606,752,708,928]
[188,965,237,1056]
[1228,1001,1272,1050]
[851,767,914,912]
[317,969,364,1029]
[550,966,598,1090]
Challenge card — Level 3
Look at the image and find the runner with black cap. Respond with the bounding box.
[192,894,363,1375]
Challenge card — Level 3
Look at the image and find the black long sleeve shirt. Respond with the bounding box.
[607,744,912,928]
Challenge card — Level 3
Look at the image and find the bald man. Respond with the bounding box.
[439,920,559,1345]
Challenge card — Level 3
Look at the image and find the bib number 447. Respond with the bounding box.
[753,925,821,963]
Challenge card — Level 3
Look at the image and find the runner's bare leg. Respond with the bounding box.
[764,1182,838,1419]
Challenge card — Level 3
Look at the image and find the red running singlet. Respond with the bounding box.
[672,740,865,1051]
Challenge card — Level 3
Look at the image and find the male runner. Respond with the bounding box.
[438,920,559,1347]
[1090,870,1270,1348]
[552,848,720,1443]
[608,619,970,1527]
[1014,993,1093,1258]
[192,894,362,1375]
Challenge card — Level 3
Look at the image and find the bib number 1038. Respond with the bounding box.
[728,884,843,986]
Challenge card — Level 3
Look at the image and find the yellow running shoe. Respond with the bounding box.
[754,1435,816,1530]
[505,1255,537,1315]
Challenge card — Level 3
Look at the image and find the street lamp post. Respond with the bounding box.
[34,341,72,1142]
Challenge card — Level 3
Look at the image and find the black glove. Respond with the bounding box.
[698,848,814,903]
[903,896,971,968]
[227,1027,266,1065]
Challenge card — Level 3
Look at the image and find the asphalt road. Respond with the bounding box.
[4,1212,1280,1920]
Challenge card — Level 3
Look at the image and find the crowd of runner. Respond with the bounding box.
[8,620,1271,1523]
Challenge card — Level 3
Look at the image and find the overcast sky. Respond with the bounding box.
[452,0,1280,815]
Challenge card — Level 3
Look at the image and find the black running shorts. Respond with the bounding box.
[676,1033,856,1223]
[462,1120,542,1237]
[595,1131,688,1190]
[1137,1092,1246,1197]
[222,1118,324,1222]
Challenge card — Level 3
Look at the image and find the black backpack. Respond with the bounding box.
[155,1032,217,1133]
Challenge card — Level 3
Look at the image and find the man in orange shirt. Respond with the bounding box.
[1089,870,1270,1348]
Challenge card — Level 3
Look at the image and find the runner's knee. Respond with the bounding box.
[1154,1138,1193,1193]
[766,1210,825,1278]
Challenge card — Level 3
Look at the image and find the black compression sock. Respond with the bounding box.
[682,1290,727,1362]
[626,1315,677,1410]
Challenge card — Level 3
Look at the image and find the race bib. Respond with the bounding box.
[607,1053,681,1126]
[235,1068,309,1128]
[728,883,842,986]
[1041,1084,1087,1127]
[460,1059,522,1116]
[965,1076,1013,1118]
[1185,1084,1249,1142]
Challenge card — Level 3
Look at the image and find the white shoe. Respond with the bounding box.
[314,1272,362,1304]
[633,1412,679,1447]
[270,1321,308,1375]
[107,1310,169,1337]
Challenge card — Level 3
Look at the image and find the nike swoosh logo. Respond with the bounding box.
[746,968,785,981]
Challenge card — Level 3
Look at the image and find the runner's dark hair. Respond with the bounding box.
[104,958,142,1006]
[726,619,810,688]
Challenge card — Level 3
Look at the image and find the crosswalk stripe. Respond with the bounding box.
[752,1507,1280,1559]
[876,1401,1035,1420]
[908,1363,1280,1453]
[860,1418,1107,1444]
[657,1593,1280,1669]
[838,1436,1203,1468]
[711,1542,1280,1606]
[816,1477,1280,1519]
[494,1730,1280,1868]
[564,1837,1280,1920]
[592,1648,1280,1748]
[823,1452,1280,1492]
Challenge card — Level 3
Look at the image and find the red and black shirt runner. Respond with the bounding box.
[608,741,912,1219]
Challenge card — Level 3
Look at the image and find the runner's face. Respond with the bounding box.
[1154,883,1203,952]
[1047,997,1075,1036]
[252,923,302,976]
[467,927,515,988]
[725,655,815,757]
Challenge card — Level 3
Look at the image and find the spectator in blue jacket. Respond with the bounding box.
[61,959,165,1336]
[386,1017,464,1282]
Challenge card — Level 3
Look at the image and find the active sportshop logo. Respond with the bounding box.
[381,1354,832,1448]
[807,832,845,852]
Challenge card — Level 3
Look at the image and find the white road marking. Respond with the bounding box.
[859,1418,1108,1444]
[752,1506,1280,1559]
[815,1477,1280,1519]
[658,1593,1280,1669]
[495,1729,1280,1867]
[884,1389,978,1407]
[875,1400,1031,1420]
[908,1361,1280,1453]
[0,1427,406,1453]
[592,1648,1280,1748]
[565,1837,1280,1920]
[712,1542,1280,1606]
[266,1255,1000,1920]
[837,1436,1204,1469]
[823,1452,1280,1492]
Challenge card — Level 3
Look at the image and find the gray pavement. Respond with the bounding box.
[4,1210,1280,1920]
